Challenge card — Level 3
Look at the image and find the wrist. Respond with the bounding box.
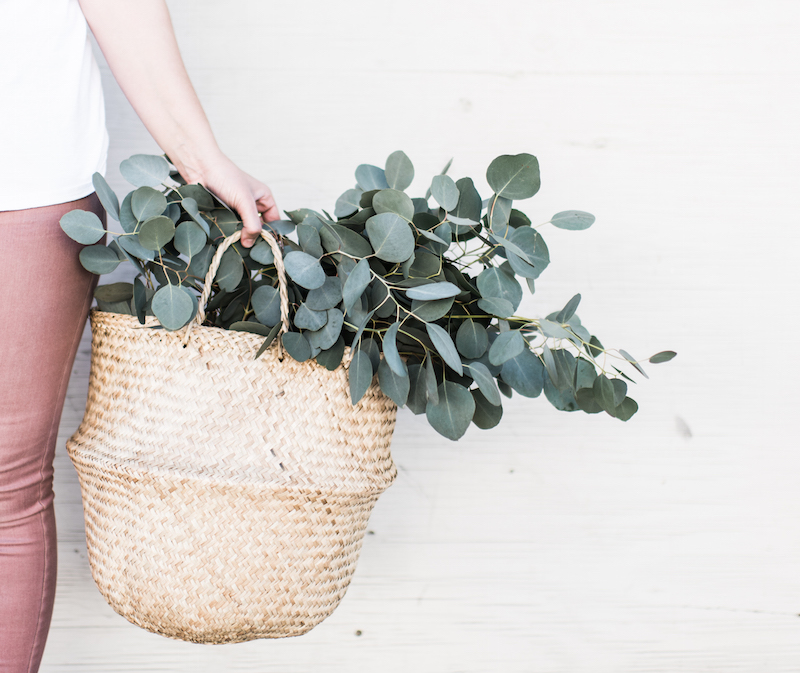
[166,138,226,186]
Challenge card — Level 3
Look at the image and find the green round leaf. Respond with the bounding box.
[477,267,522,313]
[614,397,638,421]
[117,233,156,261]
[426,381,475,441]
[477,297,514,319]
[381,322,406,377]
[294,303,328,331]
[556,294,581,323]
[342,259,372,313]
[430,174,460,211]
[284,251,326,290]
[177,184,215,211]
[151,283,195,330]
[297,223,323,257]
[649,350,677,364]
[131,186,167,222]
[348,350,374,404]
[172,222,208,257]
[406,364,427,415]
[486,153,541,200]
[488,330,526,366]
[133,278,148,324]
[471,389,503,429]
[320,223,373,257]
[59,210,105,245]
[365,213,415,263]
[355,164,389,191]
[306,275,343,311]
[138,216,176,251]
[464,361,501,406]
[593,374,617,414]
[229,321,272,336]
[335,188,363,219]
[249,239,275,266]
[425,323,463,375]
[92,172,119,221]
[306,308,344,351]
[456,320,489,359]
[453,177,482,222]
[79,244,121,275]
[252,285,282,327]
[94,282,133,303]
[373,189,415,221]
[620,349,649,379]
[316,336,346,371]
[405,282,460,301]
[120,154,170,188]
[544,376,579,412]
[378,358,410,407]
[282,332,312,363]
[550,210,595,231]
[575,387,603,414]
[385,150,414,191]
[410,296,454,322]
[500,348,544,398]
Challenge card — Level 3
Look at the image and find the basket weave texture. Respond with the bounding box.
[67,307,397,643]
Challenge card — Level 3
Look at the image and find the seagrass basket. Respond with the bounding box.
[66,231,398,644]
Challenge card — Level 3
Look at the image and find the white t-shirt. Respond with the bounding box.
[0,0,108,210]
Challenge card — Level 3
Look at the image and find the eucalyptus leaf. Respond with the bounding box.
[229,321,272,336]
[320,223,373,257]
[348,350,373,404]
[151,283,195,330]
[284,250,326,290]
[471,389,503,429]
[378,358,409,406]
[342,259,372,313]
[426,323,463,375]
[138,216,175,251]
[593,374,617,414]
[430,174,459,211]
[294,303,328,331]
[453,177,482,222]
[283,332,312,362]
[359,337,382,373]
[131,187,167,223]
[464,361,501,406]
[316,336,346,371]
[117,233,156,261]
[500,348,544,398]
[355,164,389,191]
[177,184,215,211]
[214,248,244,292]
[306,275,343,311]
[180,198,211,235]
[373,189,414,221]
[133,278,148,324]
[366,213,415,263]
[249,238,275,266]
[94,282,133,303]
[120,154,170,188]
[385,150,414,191]
[79,245,121,275]
[619,349,649,379]
[575,387,603,414]
[406,364,427,414]
[488,330,525,366]
[539,319,573,340]
[405,281,460,301]
[334,188,363,219]
[456,320,488,359]
[614,397,638,421]
[306,308,344,351]
[649,350,677,364]
[297,223,323,257]
[477,267,522,313]
[556,294,581,323]
[426,381,475,441]
[252,285,283,328]
[254,323,282,360]
[550,210,595,231]
[381,322,406,377]
[425,357,439,404]
[92,172,119,221]
[477,297,514,319]
[59,210,105,245]
[486,153,541,200]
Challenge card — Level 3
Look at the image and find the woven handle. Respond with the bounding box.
[183,229,291,345]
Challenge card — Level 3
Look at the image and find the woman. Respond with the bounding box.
[0,1,277,670]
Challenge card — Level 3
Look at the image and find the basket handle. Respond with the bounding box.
[182,229,291,348]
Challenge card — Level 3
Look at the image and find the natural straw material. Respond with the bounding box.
[67,230,398,643]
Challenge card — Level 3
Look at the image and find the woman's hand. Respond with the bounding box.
[190,153,280,248]
[78,0,278,247]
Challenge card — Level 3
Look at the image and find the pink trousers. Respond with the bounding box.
[0,193,103,673]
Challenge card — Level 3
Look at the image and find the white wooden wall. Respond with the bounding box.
[42,1,800,670]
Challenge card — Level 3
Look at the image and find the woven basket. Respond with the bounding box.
[67,230,397,644]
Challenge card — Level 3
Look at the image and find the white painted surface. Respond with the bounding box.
[41,0,800,670]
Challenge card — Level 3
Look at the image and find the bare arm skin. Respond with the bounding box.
[78,0,278,247]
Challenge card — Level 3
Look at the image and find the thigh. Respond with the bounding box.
[0,193,104,516]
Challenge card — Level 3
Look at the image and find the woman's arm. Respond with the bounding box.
[78,0,278,247]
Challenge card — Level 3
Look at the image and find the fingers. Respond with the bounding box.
[238,198,263,248]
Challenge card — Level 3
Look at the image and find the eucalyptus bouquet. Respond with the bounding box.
[60,151,674,440]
